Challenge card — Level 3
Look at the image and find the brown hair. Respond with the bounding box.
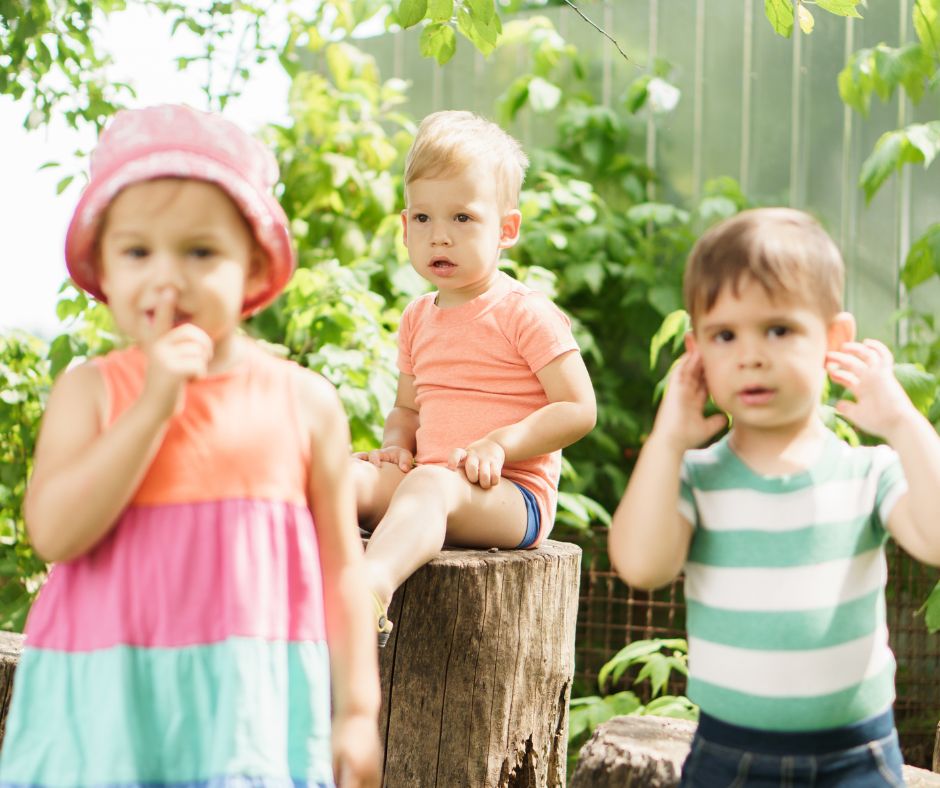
[684,207,845,322]
[404,110,529,211]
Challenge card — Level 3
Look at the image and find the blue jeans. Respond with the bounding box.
[679,709,905,787]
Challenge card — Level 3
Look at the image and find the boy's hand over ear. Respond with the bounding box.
[826,339,918,440]
[652,351,728,452]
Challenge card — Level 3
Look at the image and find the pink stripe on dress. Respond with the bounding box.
[24,499,327,651]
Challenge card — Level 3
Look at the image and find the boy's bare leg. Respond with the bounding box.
[362,464,528,606]
[350,458,407,531]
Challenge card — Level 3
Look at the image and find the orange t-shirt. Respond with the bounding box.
[397,271,580,543]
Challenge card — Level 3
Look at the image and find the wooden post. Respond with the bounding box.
[377,540,582,788]
[933,720,939,773]
[0,630,23,747]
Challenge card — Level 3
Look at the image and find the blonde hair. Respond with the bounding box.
[404,110,529,211]
[684,208,845,322]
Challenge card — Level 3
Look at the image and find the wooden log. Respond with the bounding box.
[0,630,23,748]
[377,540,582,788]
[934,720,939,773]
[572,715,940,787]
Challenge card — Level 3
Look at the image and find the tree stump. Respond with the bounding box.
[934,721,939,773]
[571,716,694,788]
[377,540,581,788]
[572,715,940,788]
[0,630,23,748]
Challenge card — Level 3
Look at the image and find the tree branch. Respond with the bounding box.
[561,0,638,67]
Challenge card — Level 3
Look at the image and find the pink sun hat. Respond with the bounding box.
[65,104,295,316]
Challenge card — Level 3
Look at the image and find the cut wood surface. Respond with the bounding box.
[377,540,582,788]
[572,715,940,787]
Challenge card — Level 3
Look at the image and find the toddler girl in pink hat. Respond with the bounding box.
[0,104,380,788]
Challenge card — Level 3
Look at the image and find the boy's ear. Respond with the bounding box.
[826,311,856,353]
[684,330,698,355]
[498,210,522,249]
[400,210,408,245]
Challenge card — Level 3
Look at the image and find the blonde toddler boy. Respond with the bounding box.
[353,111,596,644]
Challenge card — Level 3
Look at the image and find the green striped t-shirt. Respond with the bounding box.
[679,431,907,732]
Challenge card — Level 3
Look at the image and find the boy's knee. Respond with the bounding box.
[400,464,452,489]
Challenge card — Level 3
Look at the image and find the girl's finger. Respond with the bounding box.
[143,289,177,343]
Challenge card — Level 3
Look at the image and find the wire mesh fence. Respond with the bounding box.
[571,530,940,769]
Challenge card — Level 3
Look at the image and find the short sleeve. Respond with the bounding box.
[872,444,908,530]
[678,456,698,528]
[509,293,580,373]
[397,300,416,375]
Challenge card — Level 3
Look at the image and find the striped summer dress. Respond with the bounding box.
[0,343,334,787]
[678,431,908,732]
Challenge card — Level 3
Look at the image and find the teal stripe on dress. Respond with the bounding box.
[0,639,332,787]
[687,517,886,568]
[686,590,884,650]
[687,660,896,731]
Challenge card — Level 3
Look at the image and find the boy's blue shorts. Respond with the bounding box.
[679,708,904,787]
[510,481,540,549]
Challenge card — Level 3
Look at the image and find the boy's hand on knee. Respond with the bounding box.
[353,446,414,472]
[449,439,505,489]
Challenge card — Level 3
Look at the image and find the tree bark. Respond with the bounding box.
[0,630,23,747]
[377,540,582,788]
[933,721,939,773]
[572,715,940,787]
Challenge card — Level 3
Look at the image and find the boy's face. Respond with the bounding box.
[687,277,851,438]
[401,166,521,308]
[98,179,265,347]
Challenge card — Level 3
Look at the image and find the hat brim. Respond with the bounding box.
[64,150,295,316]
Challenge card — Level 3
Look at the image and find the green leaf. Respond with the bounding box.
[47,335,76,379]
[420,22,457,64]
[798,4,814,34]
[815,0,863,17]
[764,0,794,37]
[859,131,916,201]
[650,309,691,369]
[635,656,671,697]
[904,121,940,166]
[914,0,940,59]
[428,0,453,21]
[456,5,499,55]
[626,202,690,226]
[902,224,940,289]
[919,581,940,633]
[641,695,699,720]
[838,49,875,115]
[625,74,652,114]
[467,0,496,24]
[398,0,428,28]
[527,77,561,113]
[893,363,937,415]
